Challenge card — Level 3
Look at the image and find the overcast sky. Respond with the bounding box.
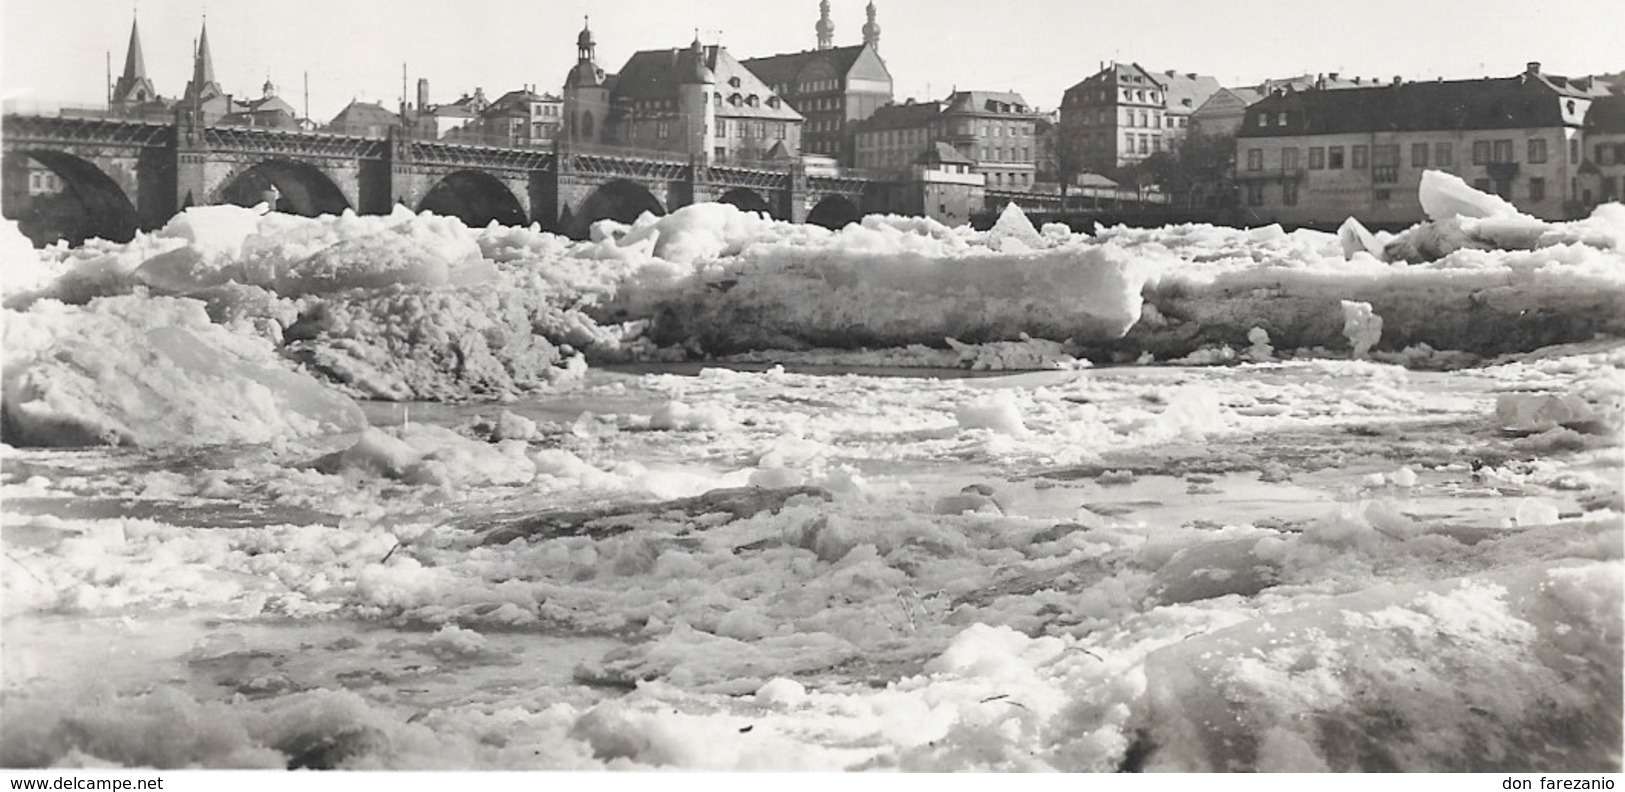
[3,0,1620,121]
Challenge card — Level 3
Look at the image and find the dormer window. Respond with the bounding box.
[729,93,742,106]
[747,95,759,107]
[729,76,742,88]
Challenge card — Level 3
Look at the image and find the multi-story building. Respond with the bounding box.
[1058,62,1219,175]
[1582,94,1625,205]
[474,88,564,147]
[853,91,1040,189]
[1191,74,1365,137]
[1234,63,1613,225]
[850,99,942,172]
[739,1,892,162]
[562,23,803,163]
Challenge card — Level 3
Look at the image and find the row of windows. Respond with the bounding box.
[794,78,840,95]
[978,145,1031,163]
[979,121,1031,138]
[1596,143,1625,167]
[859,127,929,148]
[1248,142,1462,172]
[1125,133,1163,155]
[799,96,843,112]
[1245,174,1560,207]
[988,171,1033,188]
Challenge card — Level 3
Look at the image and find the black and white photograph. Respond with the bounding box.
[1,0,1622,779]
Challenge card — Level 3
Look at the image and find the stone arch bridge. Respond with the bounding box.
[1,113,875,246]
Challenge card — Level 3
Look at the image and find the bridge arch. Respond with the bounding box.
[2,150,139,247]
[418,170,526,228]
[717,187,772,217]
[568,179,665,237]
[216,159,351,217]
[806,194,862,230]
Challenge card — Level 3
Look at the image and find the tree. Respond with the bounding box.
[1120,132,1237,210]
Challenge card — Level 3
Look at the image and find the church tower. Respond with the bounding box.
[563,17,609,142]
[182,20,226,114]
[110,15,158,108]
[815,0,834,50]
[862,2,881,50]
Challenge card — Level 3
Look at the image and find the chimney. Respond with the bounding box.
[1526,61,1541,75]
[1391,75,1402,85]
[1328,71,1339,80]
[1353,76,1362,85]
[417,78,430,110]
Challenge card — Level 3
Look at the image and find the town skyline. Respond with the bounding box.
[3,0,1620,124]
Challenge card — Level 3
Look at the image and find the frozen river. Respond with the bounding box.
[4,357,1620,770]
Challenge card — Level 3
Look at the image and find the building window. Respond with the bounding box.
[1570,138,1580,163]
[1309,147,1325,169]
[1328,146,1345,169]
[1283,147,1300,171]
[657,121,669,139]
[1138,134,1149,154]
[1492,139,1513,163]
[1472,140,1491,165]
[1529,177,1546,202]
[1529,138,1548,164]
[1351,145,1368,169]
[1412,142,1429,168]
[1247,148,1263,171]
[1246,182,1264,206]
[1436,142,1454,167]
[1282,181,1299,206]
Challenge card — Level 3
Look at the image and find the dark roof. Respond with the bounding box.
[327,100,399,129]
[919,141,973,166]
[739,44,869,89]
[613,45,800,120]
[1155,70,1221,113]
[944,90,1034,115]
[1587,95,1625,133]
[854,100,941,132]
[1238,73,1608,137]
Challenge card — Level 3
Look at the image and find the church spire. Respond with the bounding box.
[111,13,157,106]
[121,16,147,82]
[815,0,833,50]
[193,20,216,89]
[183,18,223,107]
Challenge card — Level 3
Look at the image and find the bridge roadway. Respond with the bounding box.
[0,112,880,245]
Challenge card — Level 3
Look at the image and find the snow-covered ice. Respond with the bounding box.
[1,176,1621,771]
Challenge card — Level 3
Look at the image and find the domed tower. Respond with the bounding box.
[862,2,881,50]
[563,17,609,142]
[679,35,717,162]
[815,0,834,50]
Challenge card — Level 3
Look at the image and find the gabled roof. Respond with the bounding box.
[1154,70,1221,114]
[1238,73,1606,138]
[613,44,802,121]
[328,100,399,129]
[739,44,870,89]
[1065,62,1162,94]
[944,90,1033,115]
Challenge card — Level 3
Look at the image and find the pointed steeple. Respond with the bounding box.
[193,21,216,89]
[183,19,224,109]
[111,14,158,106]
[122,16,146,81]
